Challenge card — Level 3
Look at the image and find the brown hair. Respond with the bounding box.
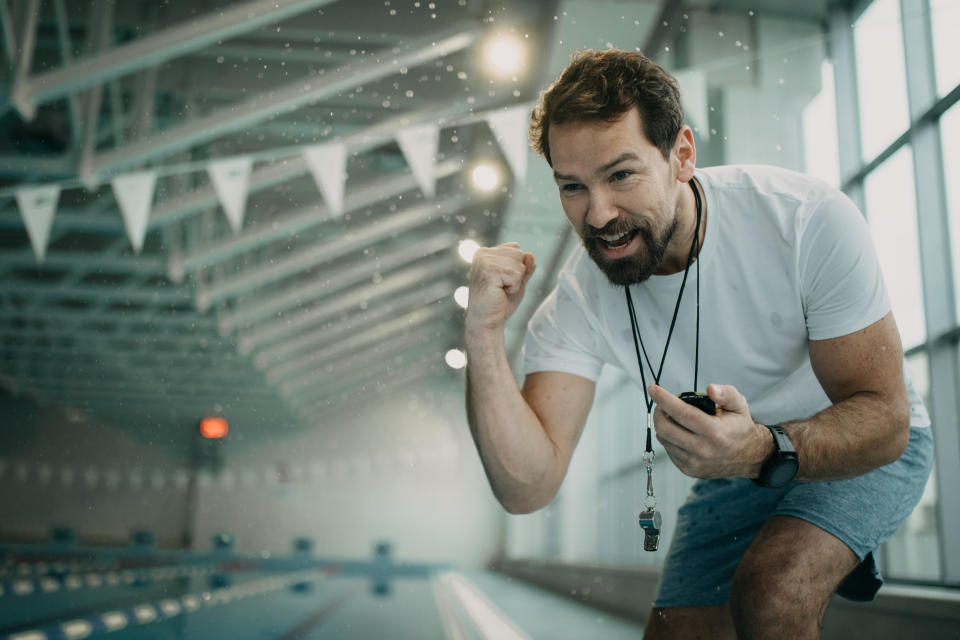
[530,49,684,165]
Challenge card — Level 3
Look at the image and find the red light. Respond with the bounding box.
[200,417,229,439]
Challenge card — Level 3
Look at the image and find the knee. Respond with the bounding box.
[730,562,819,639]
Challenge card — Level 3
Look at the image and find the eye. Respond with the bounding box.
[560,183,583,193]
[611,170,632,181]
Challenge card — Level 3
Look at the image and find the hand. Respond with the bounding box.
[465,242,536,333]
[648,383,773,479]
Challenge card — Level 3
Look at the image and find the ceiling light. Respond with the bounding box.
[483,34,526,77]
[445,349,467,369]
[454,286,469,308]
[471,164,499,191]
[458,239,480,262]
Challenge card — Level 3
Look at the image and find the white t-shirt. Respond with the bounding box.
[525,164,930,428]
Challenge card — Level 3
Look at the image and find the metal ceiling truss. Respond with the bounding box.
[0,0,555,441]
[267,303,455,386]
[9,0,342,119]
[219,231,458,335]
[250,278,457,371]
[280,319,456,406]
[297,351,448,420]
[236,255,459,355]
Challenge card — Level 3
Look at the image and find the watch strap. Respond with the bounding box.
[754,424,799,488]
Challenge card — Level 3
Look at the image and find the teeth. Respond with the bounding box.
[600,231,630,242]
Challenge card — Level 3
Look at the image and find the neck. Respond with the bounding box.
[655,177,706,275]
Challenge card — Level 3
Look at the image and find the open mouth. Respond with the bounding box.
[596,229,639,251]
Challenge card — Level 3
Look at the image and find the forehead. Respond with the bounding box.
[548,108,661,173]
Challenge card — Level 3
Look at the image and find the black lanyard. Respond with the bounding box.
[624,179,703,454]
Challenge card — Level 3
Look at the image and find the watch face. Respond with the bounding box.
[768,458,799,488]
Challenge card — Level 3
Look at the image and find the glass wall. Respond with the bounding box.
[506,0,960,589]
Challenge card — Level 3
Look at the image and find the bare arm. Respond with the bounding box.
[465,243,595,513]
[649,312,911,481]
[784,311,911,480]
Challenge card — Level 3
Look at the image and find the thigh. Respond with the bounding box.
[730,515,859,639]
[654,478,783,608]
[734,514,859,601]
[643,605,735,640]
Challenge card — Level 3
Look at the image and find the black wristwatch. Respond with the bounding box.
[753,424,799,488]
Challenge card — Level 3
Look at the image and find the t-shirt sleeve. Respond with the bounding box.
[798,187,891,341]
[523,275,606,381]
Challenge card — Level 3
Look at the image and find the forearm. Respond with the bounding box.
[783,390,911,481]
[465,328,562,513]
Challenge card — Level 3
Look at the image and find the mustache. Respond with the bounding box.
[583,219,641,239]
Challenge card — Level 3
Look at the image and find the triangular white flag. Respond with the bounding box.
[486,104,531,183]
[15,185,60,262]
[397,124,438,198]
[303,142,347,217]
[674,70,709,141]
[208,157,253,232]
[111,171,157,254]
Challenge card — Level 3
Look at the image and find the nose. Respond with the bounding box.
[585,189,618,230]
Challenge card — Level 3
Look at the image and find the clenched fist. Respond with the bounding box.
[465,242,536,333]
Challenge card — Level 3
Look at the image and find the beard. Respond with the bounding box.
[581,214,678,286]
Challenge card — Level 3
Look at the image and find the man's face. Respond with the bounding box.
[549,109,683,285]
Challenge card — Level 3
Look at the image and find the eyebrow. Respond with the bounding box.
[553,152,643,182]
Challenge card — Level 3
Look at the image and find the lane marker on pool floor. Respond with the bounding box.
[0,567,336,640]
[439,572,531,640]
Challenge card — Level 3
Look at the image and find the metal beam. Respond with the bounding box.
[297,354,444,418]
[1,280,191,305]
[251,278,455,370]
[266,304,453,385]
[10,0,341,119]
[10,0,40,107]
[219,231,457,334]
[0,307,217,329]
[193,192,466,312]
[52,0,83,148]
[279,319,453,404]
[172,158,464,286]
[0,327,233,353]
[77,0,112,179]
[236,255,457,355]
[302,362,444,425]
[0,248,166,275]
[0,345,249,373]
[85,26,480,178]
[0,154,77,178]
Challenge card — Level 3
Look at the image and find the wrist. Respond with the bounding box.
[464,317,507,357]
[746,421,775,479]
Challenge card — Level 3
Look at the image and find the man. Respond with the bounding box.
[464,49,933,639]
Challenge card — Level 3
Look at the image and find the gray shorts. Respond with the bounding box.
[654,426,934,607]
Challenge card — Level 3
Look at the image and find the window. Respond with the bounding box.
[854,0,910,160]
[802,61,841,188]
[940,103,960,321]
[930,0,960,97]
[883,353,940,582]
[863,146,926,349]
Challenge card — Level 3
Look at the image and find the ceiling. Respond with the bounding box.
[0,0,836,451]
[0,0,564,449]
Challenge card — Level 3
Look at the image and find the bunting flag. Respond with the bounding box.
[208,157,253,232]
[303,142,347,217]
[111,170,157,254]
[396,123,439,198]
[674,69,709,140]
[486,104,531,183]
[14,184,60,261]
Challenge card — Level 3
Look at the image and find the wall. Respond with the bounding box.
[193,377,503,566]
[1,378,505,568]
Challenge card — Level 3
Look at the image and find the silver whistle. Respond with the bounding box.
[639,508,662,551]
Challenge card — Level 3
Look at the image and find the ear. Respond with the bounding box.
[672,125,696,183]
